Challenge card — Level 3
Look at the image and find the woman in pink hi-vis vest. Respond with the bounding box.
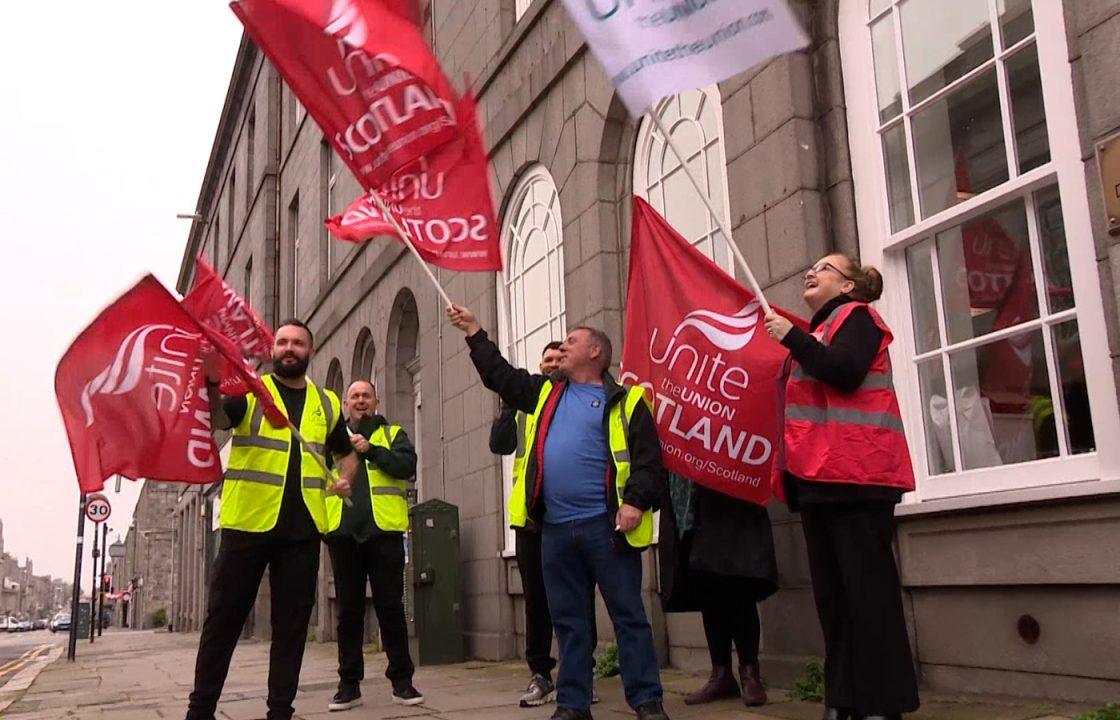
[765,254,919,720]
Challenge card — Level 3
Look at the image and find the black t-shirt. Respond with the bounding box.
[223,383,352,539]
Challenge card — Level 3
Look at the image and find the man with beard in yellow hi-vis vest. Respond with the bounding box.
[187,319,357,720]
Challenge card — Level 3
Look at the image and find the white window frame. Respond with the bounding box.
[514,0,533,22]
[496,165,567,555]
[325,144,341,277]
[634,86,736,277]
[840,0,1120,507]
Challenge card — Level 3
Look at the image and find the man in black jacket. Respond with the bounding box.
[448,304,669,720]
[325,380,424,712]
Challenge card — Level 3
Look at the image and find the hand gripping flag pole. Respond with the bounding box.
[648,112,772,315]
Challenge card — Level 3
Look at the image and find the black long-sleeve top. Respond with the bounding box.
[489,402,519,456]
[780,295,905,509]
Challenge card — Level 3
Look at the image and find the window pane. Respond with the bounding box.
[919,359,956,474]
[1033,186,1076,312]
[870,0,892,16]
[901,0,994,105]
[912,69,1008,217]
[882,123,915,231]
[999,0,1034,48]
[1051,321,1095,455]
[949,329,1055,469]
[1007,44,1050,174]
[935,198,1038,345]
[906,239,940,352]
[872,15,903,123]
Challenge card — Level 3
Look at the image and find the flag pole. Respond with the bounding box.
[286,419,353,506]
[649,112,773,315]
[367,190,455,309]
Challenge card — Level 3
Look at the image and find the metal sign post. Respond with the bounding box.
[84,494,111,644]
[67,495,87,662]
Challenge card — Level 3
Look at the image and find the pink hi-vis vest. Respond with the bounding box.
[783,302,915,491]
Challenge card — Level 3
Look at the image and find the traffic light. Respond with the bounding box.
[101,575,112,593]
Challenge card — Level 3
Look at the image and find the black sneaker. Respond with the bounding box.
[635,701,670,720]
[550,707,593,720]
[327,685,362,712]
[520,673,556,707]
[392,683,425,706]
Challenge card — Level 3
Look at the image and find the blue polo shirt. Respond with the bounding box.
[541,384,610,524]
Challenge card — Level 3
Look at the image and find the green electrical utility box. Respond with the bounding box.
[76,601,91,639]
[408,499,464,665]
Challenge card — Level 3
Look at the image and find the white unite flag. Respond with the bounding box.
[562,0,811,117]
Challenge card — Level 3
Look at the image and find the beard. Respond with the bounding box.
[272,352,310,379]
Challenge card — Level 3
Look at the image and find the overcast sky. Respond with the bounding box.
[0,3,242,590]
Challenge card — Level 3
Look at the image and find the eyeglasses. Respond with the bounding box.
[804,261,853,282]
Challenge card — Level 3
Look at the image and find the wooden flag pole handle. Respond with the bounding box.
[649,112,773,315]
[287,419,353,507]
[367,190,455,309]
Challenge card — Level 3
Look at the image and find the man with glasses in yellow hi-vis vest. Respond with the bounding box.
[325,380,423,712]
[447,304,670,720]
[187,319,357,720]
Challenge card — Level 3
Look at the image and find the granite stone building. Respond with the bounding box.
[172,0,1120,702]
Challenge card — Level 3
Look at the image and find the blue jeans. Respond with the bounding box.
[541,514,663,711]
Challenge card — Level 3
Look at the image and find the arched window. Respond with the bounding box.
[634,86,734,274]
[351,327,376,388]
[388,289,422,501]
[325,359,344,399]
[496,166,567,551]
[840,0,1118,501]
[499,166,567,372]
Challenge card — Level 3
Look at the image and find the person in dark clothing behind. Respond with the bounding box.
[764,254,919,720]
[447,303,670,720]
[491,342,602,708]
[188,320,356,720]
[658,475,777,708]
[325,380,423,712]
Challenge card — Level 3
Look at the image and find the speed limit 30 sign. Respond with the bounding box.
[86,494,112,524]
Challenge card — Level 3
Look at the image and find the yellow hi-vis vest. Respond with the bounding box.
[326,423,410,532]
[508,391,551,530]
[221,374,343,534]
[517,382,655,549]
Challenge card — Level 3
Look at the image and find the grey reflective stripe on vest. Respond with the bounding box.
[612,449,631,464]
[515,411,528,459]
[785,404,905,433]
[225,468,285,486]
[820,304,848,342]
[614,397,633,465]
[302,477,326,490]
[231,436,288,452]
[249,400,265,436]
[305,442,327,457]
[372,487,407,497]
[316,385,334,432]
[791,365,895,391]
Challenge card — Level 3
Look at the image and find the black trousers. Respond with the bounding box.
[693,573,762,668]
[516,528,598,680]
[186,533,320,720]
[327,534,415,690]
[516,528,556,678]
[801,503,920,716]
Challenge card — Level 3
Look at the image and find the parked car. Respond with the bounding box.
[0,616,14,632]
[50,613,71,633]
[33,618,48,631]
[19,620,33,632]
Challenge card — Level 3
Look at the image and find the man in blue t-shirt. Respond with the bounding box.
[448,304,669,720]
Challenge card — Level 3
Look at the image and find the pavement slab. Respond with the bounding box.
[0,630,1099,720]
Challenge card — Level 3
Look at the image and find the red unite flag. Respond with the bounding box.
[621,198,807,505]
[181,258,288,427]
[231,0,460,190]
[55,276,223,493]
[325,92,502,271]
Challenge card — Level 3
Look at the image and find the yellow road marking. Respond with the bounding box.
[0,644,51,676]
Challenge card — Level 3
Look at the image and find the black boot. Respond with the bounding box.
[683,665,738,705]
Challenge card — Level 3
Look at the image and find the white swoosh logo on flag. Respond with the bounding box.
[672,301,761,351]
[325,0,367,47]
[80,324,179,427]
